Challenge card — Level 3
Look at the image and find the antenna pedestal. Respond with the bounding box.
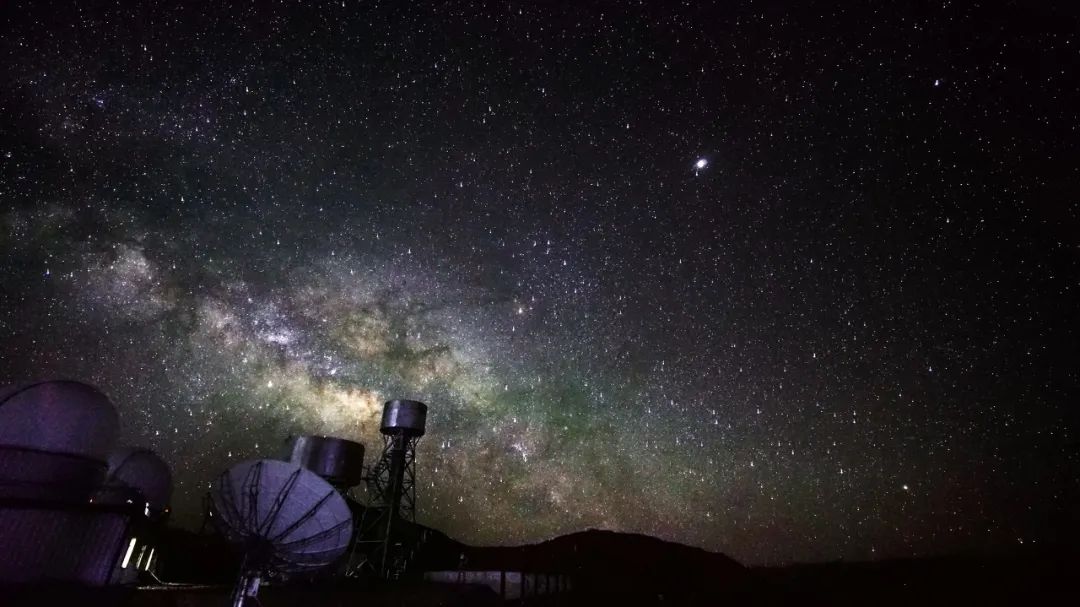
[231,572,261,607]
[209,459,353,601]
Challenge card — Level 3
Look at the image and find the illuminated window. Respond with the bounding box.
[121,538,137,569]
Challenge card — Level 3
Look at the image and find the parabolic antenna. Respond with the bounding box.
[210,459,353,604]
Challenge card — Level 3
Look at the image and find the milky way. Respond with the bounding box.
[1,2,1077,564]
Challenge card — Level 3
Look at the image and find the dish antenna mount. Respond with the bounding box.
[210,459,353,607]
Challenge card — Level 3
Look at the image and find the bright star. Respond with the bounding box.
[695,158,708,170]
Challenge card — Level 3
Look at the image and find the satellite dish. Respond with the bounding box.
[209,459,353,606]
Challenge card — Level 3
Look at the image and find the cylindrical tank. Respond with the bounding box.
[287,435,365,487]
[380,400,427,437]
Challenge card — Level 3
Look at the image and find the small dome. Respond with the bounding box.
[105,447,173,510]
[0,380,119,461]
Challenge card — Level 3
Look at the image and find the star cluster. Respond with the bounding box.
[1,2,1077,564]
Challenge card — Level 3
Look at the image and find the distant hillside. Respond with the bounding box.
[463,528,742,573]
[449,528,769,604]
[160,523,770,603]
[150,525,1079,605]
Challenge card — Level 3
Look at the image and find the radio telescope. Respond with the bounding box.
[209,459,353,606]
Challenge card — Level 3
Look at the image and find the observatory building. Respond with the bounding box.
[0,387,577,604]
[0,380,172,587]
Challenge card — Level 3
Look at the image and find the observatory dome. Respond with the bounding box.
[105,447,173,511]
[0,380,119,461]
[0,380,119,501]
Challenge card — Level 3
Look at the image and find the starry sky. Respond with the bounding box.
[0,1,1077,565]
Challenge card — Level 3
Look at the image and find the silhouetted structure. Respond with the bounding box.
[208,459,354,607]
[348,399,427,579]
[0,380,170,587]
[286,435,366,489]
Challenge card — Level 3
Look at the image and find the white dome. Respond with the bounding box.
[0,380,119,461]
[105,447,173,510]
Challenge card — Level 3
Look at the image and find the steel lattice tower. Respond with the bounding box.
[347,400,426,579]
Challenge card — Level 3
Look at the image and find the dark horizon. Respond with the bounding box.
[1,0,1077,566]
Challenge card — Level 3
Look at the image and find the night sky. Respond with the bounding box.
[1,1,1077,565]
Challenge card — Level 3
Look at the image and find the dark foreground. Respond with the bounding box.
[4,529,1076,605]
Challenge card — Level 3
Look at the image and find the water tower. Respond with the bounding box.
[349,399,426,578]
